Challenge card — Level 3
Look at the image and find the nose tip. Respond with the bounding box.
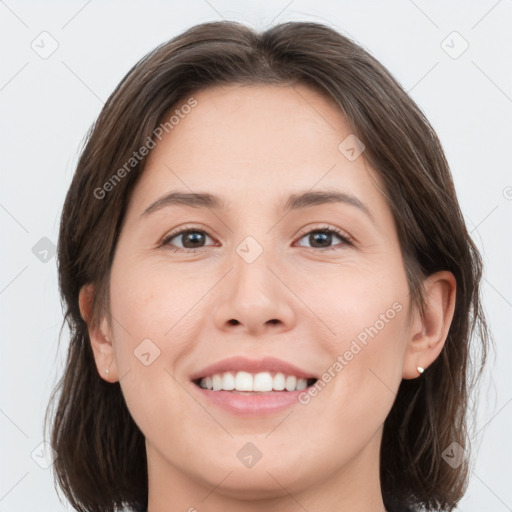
[211,242,297,335]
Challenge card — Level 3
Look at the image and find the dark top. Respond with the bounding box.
[141,505,415,511]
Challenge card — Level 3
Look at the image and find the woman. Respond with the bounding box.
[45,20,489,512]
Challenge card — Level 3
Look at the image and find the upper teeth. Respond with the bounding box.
[198,371,309,392]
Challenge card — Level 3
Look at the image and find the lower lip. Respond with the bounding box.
[191,383,307,416]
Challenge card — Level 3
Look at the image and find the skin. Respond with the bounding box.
[79,84,456,512]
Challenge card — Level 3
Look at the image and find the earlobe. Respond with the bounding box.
[402,271,456,380]
[78,283,119,382]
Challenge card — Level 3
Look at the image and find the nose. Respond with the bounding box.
[213,243,296,336]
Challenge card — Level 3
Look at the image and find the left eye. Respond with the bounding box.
[161,226,352,253]
[295,227,352,250]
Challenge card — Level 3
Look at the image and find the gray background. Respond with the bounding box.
[1,0,511,510]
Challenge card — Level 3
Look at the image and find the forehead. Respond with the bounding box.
[153,83,352,170]
[128,83,388,220]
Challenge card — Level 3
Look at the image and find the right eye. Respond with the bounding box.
[161,227,217,253]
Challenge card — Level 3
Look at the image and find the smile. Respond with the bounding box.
[194,371,317,392]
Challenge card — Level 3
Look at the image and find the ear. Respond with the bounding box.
[78,283,119,382]
[402,271,456,379]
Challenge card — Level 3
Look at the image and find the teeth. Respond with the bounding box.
[273,372,286,390]
[253,372,273,392]
[285,375,297,391]
[235,371,253,391]
[222,372,235,390]
[198,371,310,392]
[212,374,223,391]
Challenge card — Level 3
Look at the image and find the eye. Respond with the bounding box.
[160,224,353,253]
[160,226,216,253]
[295,225,353,251]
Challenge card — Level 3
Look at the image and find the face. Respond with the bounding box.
[94,84,417,500]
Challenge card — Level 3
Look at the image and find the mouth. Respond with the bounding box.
[192,372,318,393]
[188,356,319,414]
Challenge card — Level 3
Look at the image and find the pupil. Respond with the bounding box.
[311,232,330,248]
[184,231,204,248]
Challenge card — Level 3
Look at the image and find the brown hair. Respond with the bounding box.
[45,20,490,512]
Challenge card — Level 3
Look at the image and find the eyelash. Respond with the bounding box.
[159,224,354,254]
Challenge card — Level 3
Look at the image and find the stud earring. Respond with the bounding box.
[105,368,110,375]
[417,366,424,374]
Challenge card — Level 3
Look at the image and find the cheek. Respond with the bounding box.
[301,259,409,350]
[109,257,206,340]
[303,265,409,409]
[296,303,409,458]
[107,264,199,436]
[106,260,191,388]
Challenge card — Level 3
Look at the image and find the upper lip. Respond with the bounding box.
[189,356,318,381]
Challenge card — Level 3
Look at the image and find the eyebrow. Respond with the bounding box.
[140,190,374,222]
